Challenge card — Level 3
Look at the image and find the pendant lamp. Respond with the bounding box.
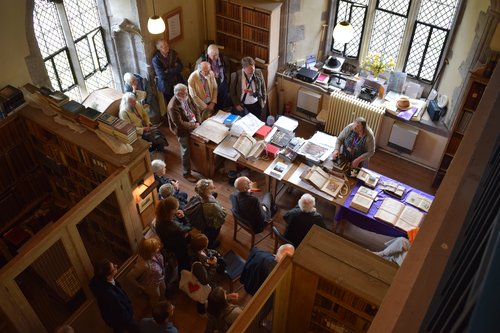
[148,0,165,34]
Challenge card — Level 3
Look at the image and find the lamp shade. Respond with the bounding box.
[148,15,165,34]
[333,21,354,44]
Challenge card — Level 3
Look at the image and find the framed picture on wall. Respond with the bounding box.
[163,7,183,43]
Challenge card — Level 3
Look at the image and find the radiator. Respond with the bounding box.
[324,91,385,139]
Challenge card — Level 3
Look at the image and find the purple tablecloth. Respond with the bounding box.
[335,170,434,238]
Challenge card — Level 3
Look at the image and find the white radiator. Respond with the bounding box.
[388,122,419,152]
[297,88,322,115]
[324,91,385,139]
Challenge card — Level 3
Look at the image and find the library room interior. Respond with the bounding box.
[1,0,499,332]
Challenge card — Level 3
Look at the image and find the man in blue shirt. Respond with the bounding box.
[138,301,179,333]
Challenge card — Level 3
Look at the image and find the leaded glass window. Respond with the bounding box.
[33,0,114,102]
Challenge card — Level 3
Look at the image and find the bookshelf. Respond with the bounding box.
[433,70,489,187]
[287,226,397,333]
[215,0,281,87]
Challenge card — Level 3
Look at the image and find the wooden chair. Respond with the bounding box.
[221,250,246,292]
[272,225,293,254]
[232,209,273,250]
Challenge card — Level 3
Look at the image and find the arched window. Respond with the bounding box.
[33,0,114,102]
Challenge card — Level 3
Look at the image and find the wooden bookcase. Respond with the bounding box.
[215,0,281,87]
[0,105,152,268]
[433,71,489,187]
[286,226,397,333]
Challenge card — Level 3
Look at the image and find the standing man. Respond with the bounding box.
[196,44,230,111]
[230,176,276,233]
[284,193,327,247]
[138,300,179,333]
[152,39,185,104]
[167,83,201,183]
[188,61,218,121]
[89,259,139,333]
[230,56,267,119]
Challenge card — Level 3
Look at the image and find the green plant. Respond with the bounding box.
[363,52,396,77]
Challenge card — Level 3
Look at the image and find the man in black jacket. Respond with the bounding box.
[89,259,139,333]
[240,244,295,295]
[229,176,276,233]
[284,193,327,247]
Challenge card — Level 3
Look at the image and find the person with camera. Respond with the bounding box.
[229,56,267,119]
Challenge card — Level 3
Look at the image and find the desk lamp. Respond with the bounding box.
[329,21,354,88]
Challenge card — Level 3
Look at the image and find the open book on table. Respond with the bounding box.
[374,197,424,231]
[350,186,378,213]
[300,165,345,198]
[192,118,230,144]
[405,192,433,212]
[356,168,380,188]
[233,133,266,160]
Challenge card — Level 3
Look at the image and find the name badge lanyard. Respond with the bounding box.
[241,73,254,105]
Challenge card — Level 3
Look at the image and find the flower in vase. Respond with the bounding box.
[362,52,396,78]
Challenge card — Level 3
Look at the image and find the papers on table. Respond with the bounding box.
[213,135,240,161]
[193,118,229,144]
[229,113,264,137]
[211,110,231,123]
[297,132,336,162]
[264,158,293,180]
[274,115,298,133]
[288,163,334,201]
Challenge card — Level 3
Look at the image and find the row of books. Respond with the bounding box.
[216,0,241,20]
[216,17,241,37]
[97,112,138,144]
[243,25,269,45]
[242,7,271,29]
[216,33,241,55]
[242,43,269,63]
[317,279,378,316]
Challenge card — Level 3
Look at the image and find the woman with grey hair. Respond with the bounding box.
[151,159,188,209]
[123,72,161,124]
[284,193,327,247]
[119,92,168,152]
[184,179,227,249]
[332,116,375,168]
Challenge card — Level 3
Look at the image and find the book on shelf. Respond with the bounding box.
[300,165,345,198]
[405,192,433,212]
[60,100,85,120]
[97,112,118,126]
[350,186,378,213]
[233,133,266,160]
[192,118,229,144]
[374,198,424,231]
[356,168,380,188]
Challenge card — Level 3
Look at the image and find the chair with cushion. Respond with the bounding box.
[221,250,246,292]
[232,209,273,250]
[272,225,293,254]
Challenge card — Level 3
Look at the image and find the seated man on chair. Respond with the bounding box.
[284,193,327,248]
[240,244,295,296]
[230,176,276,233]
[331,116,375,168]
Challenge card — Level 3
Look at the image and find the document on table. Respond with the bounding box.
[264,158,293,180]
[288,163,334,201]
[213,135,241,161]
[211,110,231,123]
[193,119,229,144]
[230,113,264,137]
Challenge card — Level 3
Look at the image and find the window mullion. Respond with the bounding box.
[358,0,378,63]
[54,2,88,97]
[397,0,421,69]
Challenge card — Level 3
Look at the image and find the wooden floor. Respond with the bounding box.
[72,122,436,333]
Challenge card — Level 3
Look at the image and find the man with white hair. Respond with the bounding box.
[167,83,201,183]
[230,176,276,233]
[196,44,230,111]
[188,61,218,121]
[284,193,326,247]
[240,244,295,296]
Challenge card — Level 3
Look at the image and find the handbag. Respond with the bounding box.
[179,265,212,303]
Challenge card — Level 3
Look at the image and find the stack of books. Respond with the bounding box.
[59,100,85,121]
[46,91,69,111]
[78,107,101,130]
[97,112,137,144]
